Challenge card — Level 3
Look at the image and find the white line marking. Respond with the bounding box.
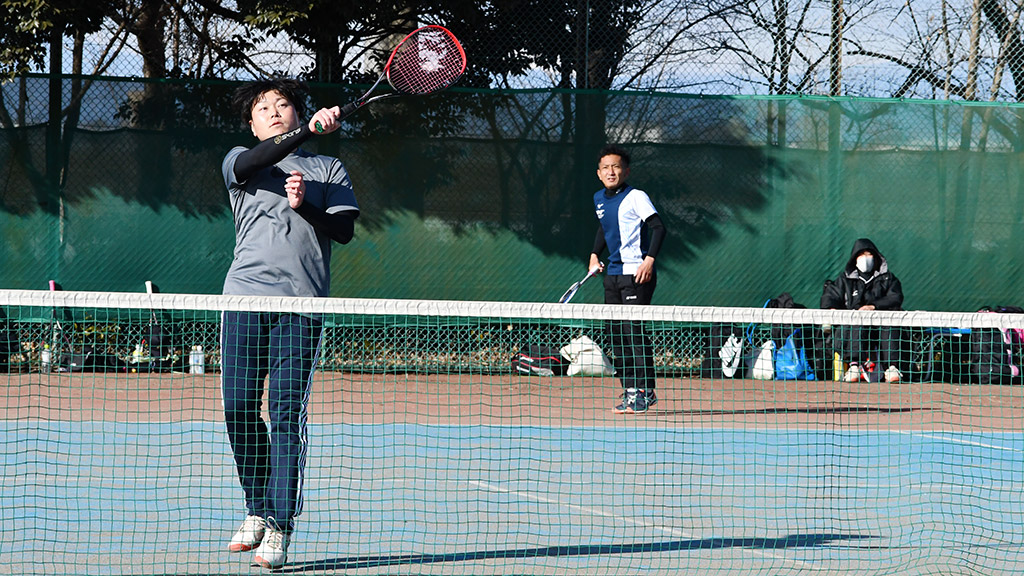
[468,479,809,567]
[896,430,1024,453]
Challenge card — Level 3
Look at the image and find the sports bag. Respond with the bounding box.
[511,344,569,376]
[969,306,1024,385]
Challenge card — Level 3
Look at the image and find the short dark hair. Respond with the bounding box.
[232,78,308,123]
[598,144,631,167]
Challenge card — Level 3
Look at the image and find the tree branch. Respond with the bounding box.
[847,49,967,98]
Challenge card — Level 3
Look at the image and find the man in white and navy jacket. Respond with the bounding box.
[588,144,667,414]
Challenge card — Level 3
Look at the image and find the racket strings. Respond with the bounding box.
[388,28,466,95]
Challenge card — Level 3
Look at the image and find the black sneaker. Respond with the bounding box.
[646,389,658,408]
[614,388,649,414]
[617,389,657,410]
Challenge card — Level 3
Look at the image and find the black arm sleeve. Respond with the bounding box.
[233,125,314,182]
[592,225,607,257]
[294,202,356,244]
[645,213,666,259]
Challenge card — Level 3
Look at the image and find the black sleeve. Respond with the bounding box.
[821,278,843,309]
[233,125,314,182]
[592,225,607,257]
[645,213,666,259]
[872,274,904,311]
[294,202,356,244]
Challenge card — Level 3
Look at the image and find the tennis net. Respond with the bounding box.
[2,289,1023,575]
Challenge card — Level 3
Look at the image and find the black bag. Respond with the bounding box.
[705,298,778,380]
[986,305,1024,314]
[969,306,1024,385]
[126,319,180,373]
[0,320,17,372]
[969,328,1018,385]
[67,346,125,372]
[511,344,569,376]
[765,292,830,381]
[146,321,171,359]
[704,323,749,379]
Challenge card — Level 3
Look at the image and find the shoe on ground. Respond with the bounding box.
[843,364,863,383]
[614,388,649,414]
[228,515,265,553]
[617,389,657,409]
[253,526,289,569]
[884,365,902,383]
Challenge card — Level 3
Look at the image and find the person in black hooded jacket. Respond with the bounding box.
[821,238,905,383]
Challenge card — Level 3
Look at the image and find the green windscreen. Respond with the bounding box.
[2,78,1022,312]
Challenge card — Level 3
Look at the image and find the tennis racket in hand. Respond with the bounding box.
[558,264,602,304]
[315,24,466,131]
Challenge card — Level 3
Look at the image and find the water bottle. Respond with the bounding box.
[189,345,205,374]
[41,345,51,372]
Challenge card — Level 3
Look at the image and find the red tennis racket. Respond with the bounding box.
[315,25,466,131]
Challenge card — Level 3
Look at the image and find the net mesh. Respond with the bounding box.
[2,289,1023,575]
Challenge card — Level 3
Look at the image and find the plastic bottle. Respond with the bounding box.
[189,345,205,374]
[41,345,51,372]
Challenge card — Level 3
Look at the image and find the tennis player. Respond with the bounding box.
[588,144,667,414]
[220,78,358,569]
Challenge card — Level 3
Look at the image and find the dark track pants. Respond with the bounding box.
[604,273,657,390]
[833,324,903,371]
[220,311,322,532]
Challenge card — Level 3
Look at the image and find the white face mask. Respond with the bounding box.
[856,255,875,274]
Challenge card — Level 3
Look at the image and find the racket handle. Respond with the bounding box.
[339,101,358,120]
[314,102,360,134]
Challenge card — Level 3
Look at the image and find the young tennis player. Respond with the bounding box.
[220,78,359,569]
[588,144,666,414]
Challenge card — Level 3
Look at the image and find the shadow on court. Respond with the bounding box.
[279,533,875,572]
[650,405,928,417]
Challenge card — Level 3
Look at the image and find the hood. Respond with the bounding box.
[844,238,888,277]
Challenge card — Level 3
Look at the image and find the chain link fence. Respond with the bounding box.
[5,1,1024,100]
[3,2,1024,312]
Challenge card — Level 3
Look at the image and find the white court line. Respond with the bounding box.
[304,476,812,566]
[895,430,1024,453]
[307,477,1024,492]
[468,479,810,568]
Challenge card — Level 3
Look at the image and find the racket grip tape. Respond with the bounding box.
[339,102,358,119]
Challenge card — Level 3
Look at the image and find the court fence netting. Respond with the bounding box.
[2,289,1023,575]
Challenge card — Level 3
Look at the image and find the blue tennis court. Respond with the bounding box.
[4,421,1023,575]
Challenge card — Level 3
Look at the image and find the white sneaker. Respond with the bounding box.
[843,364,863,382]
[228,515,265,553]
[253,526,289,569]
[884,365,902,383]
